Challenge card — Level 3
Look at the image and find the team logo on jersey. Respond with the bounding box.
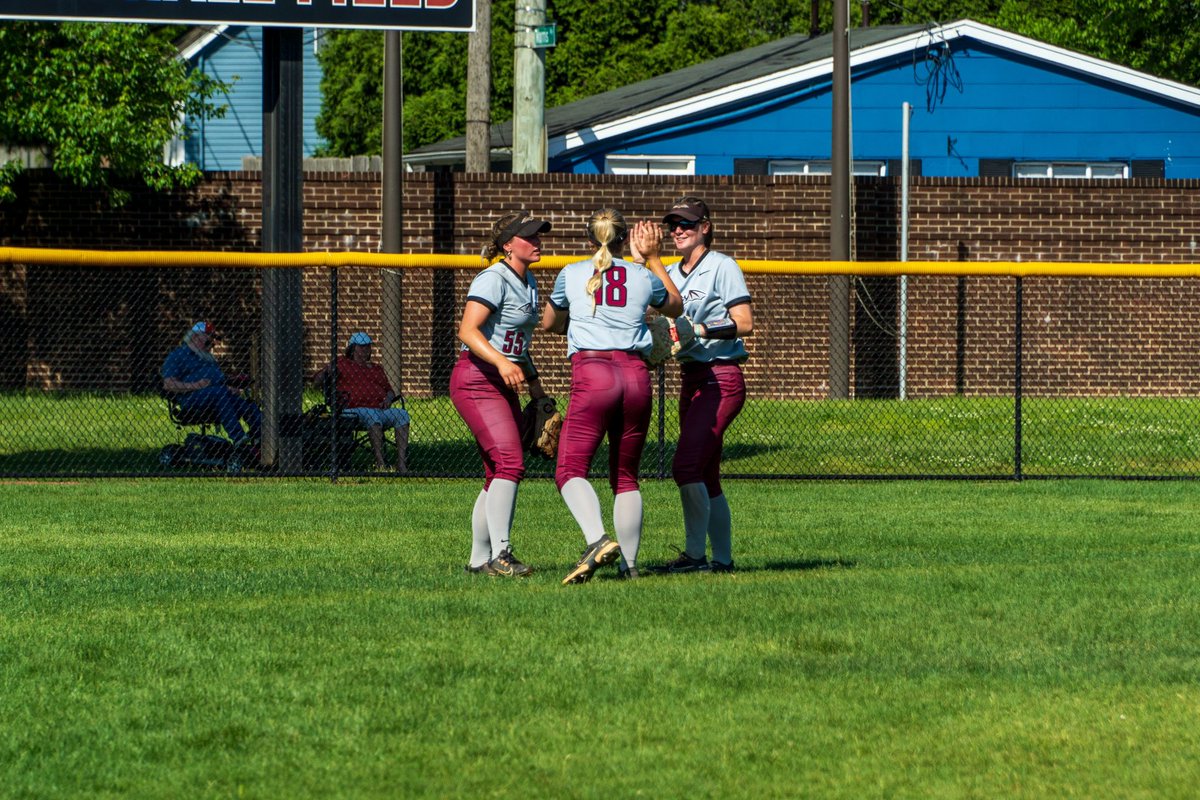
[683,289,707,302]
[518,302,534,315]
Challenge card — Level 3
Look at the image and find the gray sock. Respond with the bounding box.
[470,488,491,567]
[560,477,607,546]
[485,479,519,558]
[679,482,710,559]
[613,490,642,570]
[709,492,732,566]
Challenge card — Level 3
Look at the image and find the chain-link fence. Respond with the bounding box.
[4,253,1200,480]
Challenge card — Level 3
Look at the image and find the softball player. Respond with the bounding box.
[451,210,552,578]
[541,210,682,584]
[659,197,754,573]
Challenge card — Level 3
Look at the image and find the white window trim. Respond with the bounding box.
[604,154,695,176]
[769,159,887,177]
[1014,161,1130,180]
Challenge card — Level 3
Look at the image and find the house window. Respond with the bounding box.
[1013,162,1129,180]
[604,155,695,176]
[768,159,887,177]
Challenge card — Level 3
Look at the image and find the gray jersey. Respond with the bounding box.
[463,261,539,367]
[549,257,669,357]
[666,249,751,363]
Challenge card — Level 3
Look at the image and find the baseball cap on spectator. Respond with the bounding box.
[662,198,710,223]
[191,320,220,339]
[348,332,373,347]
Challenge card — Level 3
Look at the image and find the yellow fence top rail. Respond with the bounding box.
[3,247,1200,278]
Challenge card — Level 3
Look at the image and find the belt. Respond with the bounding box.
[572,349,646,362]
[681,358,744,372]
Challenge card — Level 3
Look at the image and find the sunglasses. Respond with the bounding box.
[664,219,701,232]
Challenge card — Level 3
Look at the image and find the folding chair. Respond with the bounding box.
[320,371,408,470]
[158,386,245,474]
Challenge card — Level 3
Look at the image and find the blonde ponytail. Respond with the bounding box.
[584,209,627,314]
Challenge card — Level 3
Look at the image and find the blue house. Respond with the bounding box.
[406,20,1200,179]
[172,26,326,171]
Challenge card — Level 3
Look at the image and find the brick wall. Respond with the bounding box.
[3,170,1199,398]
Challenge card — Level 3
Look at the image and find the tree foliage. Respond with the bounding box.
[990,0,1200,88]
[857,0,1200,88]
[0,22,227,204]
[313,29,385,159]
[315,0,1200,158]
[317,0,814,156]
[316,3,516,157]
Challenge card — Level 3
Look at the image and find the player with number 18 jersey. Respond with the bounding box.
[542,210,682,584]
[549,257,666,357]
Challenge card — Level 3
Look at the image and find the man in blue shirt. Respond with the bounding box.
[161,321,261,446]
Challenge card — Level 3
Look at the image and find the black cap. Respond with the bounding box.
[662,198,710,223]
[497,213,551,245]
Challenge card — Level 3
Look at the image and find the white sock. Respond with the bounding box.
[709,492,733,566]
[679,482,710,559]
[613,490,643,570]
[469,488,491,567]
[560,477,607,546]
[485,479,519,558]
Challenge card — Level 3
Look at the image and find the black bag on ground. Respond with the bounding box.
[301,406,358,470]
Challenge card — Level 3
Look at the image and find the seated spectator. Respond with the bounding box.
[161,321,262,448]
[312,331,410,473]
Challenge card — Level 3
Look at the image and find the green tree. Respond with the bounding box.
[862,0,1200,86]
[992,0,1200,87]
[315,0,1200,158]
[317,0,791,156]
[314,29,385,157]
[317,1,519,156]
[0,22,227,205]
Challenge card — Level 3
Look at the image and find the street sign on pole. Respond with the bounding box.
[533,24,557,48]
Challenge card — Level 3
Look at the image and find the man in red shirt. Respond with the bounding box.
[312,332,410,472]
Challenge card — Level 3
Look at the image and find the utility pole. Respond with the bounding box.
[512,0,547,172]
[466,0,493,172]
[829,0,851,400]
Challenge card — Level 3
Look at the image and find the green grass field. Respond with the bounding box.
[2,478,1198,798]
[5,391,1200,478]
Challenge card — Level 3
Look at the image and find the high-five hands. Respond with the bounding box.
[628,219,662,264]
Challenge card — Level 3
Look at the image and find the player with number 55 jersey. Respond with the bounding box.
[451,210,554,579]
[542,209,682,584]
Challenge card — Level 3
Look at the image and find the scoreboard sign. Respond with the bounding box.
[0,0,474,31]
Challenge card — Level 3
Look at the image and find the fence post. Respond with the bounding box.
[656,364,666,479]
[329,267,340,482]
[1014,276,1023,480]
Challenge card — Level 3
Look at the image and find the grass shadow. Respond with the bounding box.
[751,558,856,573]
[631,558,854,578]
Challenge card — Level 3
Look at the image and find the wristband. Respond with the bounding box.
[702,317,738,340]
